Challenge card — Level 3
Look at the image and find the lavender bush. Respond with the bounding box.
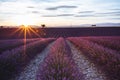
[68,37,120,80]
[0,38,55,80]
[82,36,120,52]
[36,37,84,80]
[0,38,39,54]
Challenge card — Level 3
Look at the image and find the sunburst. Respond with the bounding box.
[11,25,45,57]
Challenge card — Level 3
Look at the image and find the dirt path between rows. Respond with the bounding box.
[12,42,55,80]
[67,41,108,80]
[11,39,108,80]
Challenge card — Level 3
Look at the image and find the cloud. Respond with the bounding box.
[97,11,120,14]
[96,11,120,17]
[75,11,95,17]
[109,8,120,11]
[42,15,57,17]
[46,5,77,10]
[88,10,120,18]
[74,14,94,17]
[57,14,74,16]
[78,11,94,13]
[0,0,120,26]
[31,11,40,14]
[27,6,35,8]
[42,14,74,17]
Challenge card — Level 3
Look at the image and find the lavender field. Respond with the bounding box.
[0,37,120,80]
[0,0,120,79]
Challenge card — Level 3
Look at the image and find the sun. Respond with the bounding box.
[24,25,29,28]
[20,25,29,29]
[13,15,36,26]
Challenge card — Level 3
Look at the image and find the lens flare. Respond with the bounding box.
[11,25,43,56]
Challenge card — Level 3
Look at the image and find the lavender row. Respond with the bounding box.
[82,36,120,52]
[36,38,84,80]
[0,38,55,80]
[67,37,120,80]
[0,38,40,54]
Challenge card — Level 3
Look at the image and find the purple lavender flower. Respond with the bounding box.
[37,38,84,80]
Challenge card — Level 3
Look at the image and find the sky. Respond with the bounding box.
[0,0,120,27]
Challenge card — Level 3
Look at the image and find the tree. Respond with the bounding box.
[41,24,46,28]
[0,26,3,28]
[92,24,96,27]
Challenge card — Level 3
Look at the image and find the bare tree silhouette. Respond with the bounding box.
[41,24,46,28]
[41,24,46,37]
[0,26,3,29]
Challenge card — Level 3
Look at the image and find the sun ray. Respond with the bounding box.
[23,25,27,56]
[26,27,32,38]
[11,25,45,57]
[29,27,41,37]
[11,27,22,36]
[18,28,24,37]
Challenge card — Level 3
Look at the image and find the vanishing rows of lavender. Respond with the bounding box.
[36,38,84,80]
[0,36,120,80]
[0,38,55,80]
[81,37,120,52]
[0,38,40,54]
[68,37,120,80]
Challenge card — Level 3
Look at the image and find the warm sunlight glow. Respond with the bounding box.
[13,16,36,26]
[10,25,42,56]
[23,25,29,28]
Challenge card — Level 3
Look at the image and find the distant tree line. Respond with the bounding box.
[92,25,96,27]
